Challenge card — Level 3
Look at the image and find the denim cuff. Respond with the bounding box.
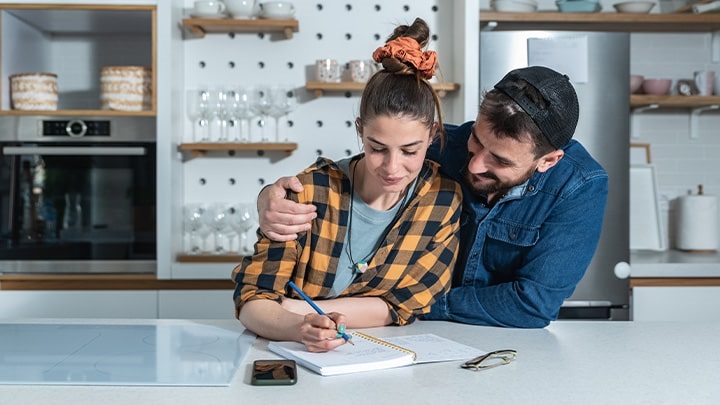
[423,295,448,320]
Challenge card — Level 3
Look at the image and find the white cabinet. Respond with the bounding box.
[158,290,235,320]
[632,286,720,321]
[0,291,157,319]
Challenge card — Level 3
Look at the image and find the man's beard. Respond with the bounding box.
[464,165,536,198]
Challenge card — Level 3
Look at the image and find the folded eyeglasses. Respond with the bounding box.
[461,349,517,371]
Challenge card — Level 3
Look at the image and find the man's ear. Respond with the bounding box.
[536,149,564,173]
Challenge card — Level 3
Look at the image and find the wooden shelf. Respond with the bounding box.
[178,142,298,158]
[0,109,156,117]
[480,11,720,32]
[305,81,461,97]
[631,95,720,108]
[0,273,233,290]
[177,254,244,263]
[181,18,299,39]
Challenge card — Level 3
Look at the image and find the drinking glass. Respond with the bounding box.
[235,86,256,142]
[202,203,233,254]
[207,89,229,142]
[183,203,212,254]
[228,202,258,255]
[225,89,241,142]
[268,86,298,142]
[251,86,274,142]
[186,89,210,142]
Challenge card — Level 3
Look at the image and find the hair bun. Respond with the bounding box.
[372,37,437,80]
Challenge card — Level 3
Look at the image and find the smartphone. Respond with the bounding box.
[251,359,297,386]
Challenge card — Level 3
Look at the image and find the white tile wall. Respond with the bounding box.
[630,32,720,248]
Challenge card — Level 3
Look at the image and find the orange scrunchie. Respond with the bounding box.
[372,37,438,80]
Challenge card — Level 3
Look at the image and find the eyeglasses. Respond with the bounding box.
[461,349,517,371]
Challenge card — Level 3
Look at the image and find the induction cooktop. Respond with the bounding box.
[0,321,255,386]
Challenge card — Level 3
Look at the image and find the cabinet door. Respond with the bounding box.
[0,291,157,319]
[632,286,720,321]
[158,290,235,319]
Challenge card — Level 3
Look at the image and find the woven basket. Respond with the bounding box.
[10,72,58,110]
[100,66,152,111]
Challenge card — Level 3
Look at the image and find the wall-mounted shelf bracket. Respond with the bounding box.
[690,105,719,139]
[630,104,659,139]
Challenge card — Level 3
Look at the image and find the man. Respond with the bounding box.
[256,66,608,328]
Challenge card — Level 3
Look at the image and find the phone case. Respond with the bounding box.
[251,359,297,385]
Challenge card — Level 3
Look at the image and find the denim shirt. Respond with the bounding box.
[424,122,609,328]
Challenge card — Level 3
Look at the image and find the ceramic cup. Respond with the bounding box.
[349,60,374,83]
[316,59,340,83]
[193,0,226,17]
[693,70,714,96]
[259,1,295,18]
[226,0,256,18]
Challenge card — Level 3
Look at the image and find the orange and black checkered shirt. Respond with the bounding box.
[232,156,462,325]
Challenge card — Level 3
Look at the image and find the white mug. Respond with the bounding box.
[194,0,226,17]
[693,70,714,96]
[226,0,256,18]
[259,1,295,18]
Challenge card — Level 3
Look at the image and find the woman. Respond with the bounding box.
[232,18,461,352]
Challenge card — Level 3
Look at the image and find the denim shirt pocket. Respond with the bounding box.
[483,219,540,274]
[486,219,540,246]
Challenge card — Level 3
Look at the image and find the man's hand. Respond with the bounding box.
[257,176,317,242]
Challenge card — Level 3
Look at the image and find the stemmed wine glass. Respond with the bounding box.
[234,86,256,142]
[202,203,233,254]
[268,86,298,142]
[207,89,229,142]
[251,86,274,142]
[225,89,241,142]
[228,202,258,255]
[186,89,210,142]
[183,203,212,254]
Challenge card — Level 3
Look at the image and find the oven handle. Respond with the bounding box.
[2,146,146,156]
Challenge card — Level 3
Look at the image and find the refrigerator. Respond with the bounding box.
[479,31,630,320]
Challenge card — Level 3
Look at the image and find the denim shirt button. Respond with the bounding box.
[509,232,517,239]
[527,185,535,192]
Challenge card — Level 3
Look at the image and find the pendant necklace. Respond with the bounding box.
[345,158,411,275]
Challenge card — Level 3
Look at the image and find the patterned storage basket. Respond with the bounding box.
[100,66,152,111]
[9,72,58,110]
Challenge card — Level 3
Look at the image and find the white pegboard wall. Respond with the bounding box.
[179,0,464,205]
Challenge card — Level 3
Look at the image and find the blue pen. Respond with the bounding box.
[287,281,354,345]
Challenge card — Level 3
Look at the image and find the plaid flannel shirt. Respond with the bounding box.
[232,155,462,325]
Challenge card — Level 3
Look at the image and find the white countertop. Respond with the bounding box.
[1,319,719,404]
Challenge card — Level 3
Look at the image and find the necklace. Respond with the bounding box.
[345,158,412,275]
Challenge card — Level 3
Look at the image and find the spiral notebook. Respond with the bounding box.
[267,332,482,376]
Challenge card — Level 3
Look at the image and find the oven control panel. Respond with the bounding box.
[42,120,111,137]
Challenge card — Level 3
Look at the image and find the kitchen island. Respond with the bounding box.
[1,319,718,404]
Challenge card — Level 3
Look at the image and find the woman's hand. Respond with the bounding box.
[298,312,349,352]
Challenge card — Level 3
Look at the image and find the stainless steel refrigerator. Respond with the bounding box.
[479,31,630,320]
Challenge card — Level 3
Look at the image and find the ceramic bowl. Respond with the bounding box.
[613,1,655,13]
[491,0,538,12]
[556,0,602,12]
[642,78,672,95]
[630,74,644,94]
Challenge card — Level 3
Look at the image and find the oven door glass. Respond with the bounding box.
[0,143,156,262]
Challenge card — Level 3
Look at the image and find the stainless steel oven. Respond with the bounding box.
[0,116,156,274]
